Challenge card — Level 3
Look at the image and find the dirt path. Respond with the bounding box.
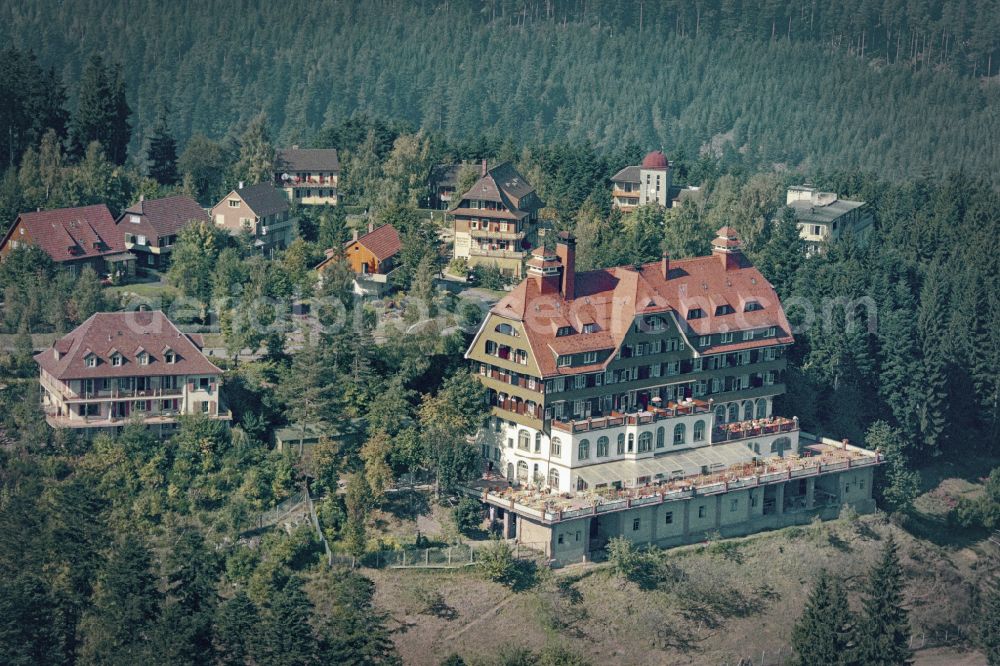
[442,592,517,641]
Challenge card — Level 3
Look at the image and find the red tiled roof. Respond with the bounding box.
[485,250,794,378]
[118,195,209,239]
[348,224,401,262]
[5,204,125,263]
[35,311,222,381]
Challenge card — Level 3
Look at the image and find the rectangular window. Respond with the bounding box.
[730,499,739,512]
[692,357,703,371]
[742,330,754,341]
[664,511,673,524]
[632,518,641,531]
[766,327,776,337]
[698,336,711,347]
[720,332,734,344]
[573,400,584,416]
[574,375,586,389]
[667,361,679,376]
[635,343,645,357]
[228,199,240,208]
[651,364,661,377]
[558,534,564,544]
[698,505,706,518]
[583,351,597,364]
[558,356,571,367]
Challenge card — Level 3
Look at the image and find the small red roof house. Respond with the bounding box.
[116,195,209,270]
[316,223,402,296]
[0,204,133,277]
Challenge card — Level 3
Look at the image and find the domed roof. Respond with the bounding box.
[641,150,668,169]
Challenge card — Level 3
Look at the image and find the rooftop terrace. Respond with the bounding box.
[466,436,881,525]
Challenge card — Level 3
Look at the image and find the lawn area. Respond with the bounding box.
[106,280,180,305]
[368,510,994,665]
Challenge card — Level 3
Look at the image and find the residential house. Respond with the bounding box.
[115,195,209,271]
[36,310,229,439]
[428,163,462,209]
[610,150,675,213]
[210,182,296,257]
[451,161,544,279]
[275,147,340,206]
[0,204,134,277]
[786,186,874,255]
[464,228,880,564]
[316,223,401,296]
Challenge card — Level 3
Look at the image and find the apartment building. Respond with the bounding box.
[275,147,340,206]
[786,185,873,254]
[210,182,296,257]
[451,161,544,279]
[115,194,209,270]
[35,311,229,438]
[464,228,880,563]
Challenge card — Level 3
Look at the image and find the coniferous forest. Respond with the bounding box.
[1,1,1000,665]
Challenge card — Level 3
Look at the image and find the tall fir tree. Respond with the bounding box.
[856,534,912,665]
[108,63,131,165]
[234,111,275,185]
[213,591,259,666]
[146,111,179,185]
[981,580,1000,666]
[791,569,857,666]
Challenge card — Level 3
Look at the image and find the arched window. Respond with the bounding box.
[638,432,653,452]
[715,405,727,424]
[518,430,530,451]
[673,423,686,445]
[656,427,665,448]
[627,433,635,452]
[771,436,791,455]
[727,403,739,422]
[617,433,625,454]
[516,461,528,483]
[534,432,542,452]
[548,468,560,489]
[597,436,609,457]
[495,322,518,337]
[743,400,754,420]
[693,420,706,442]
[578,439,590,460]
[576,477,588,491]
[755,398,767,419]
[551,437,562,456]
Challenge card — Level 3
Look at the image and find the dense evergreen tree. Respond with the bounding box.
[70,55,131,164]
[146,111,179,185]
[792,570,857,666]
[856,534,911,665]
[982,580,1000,666]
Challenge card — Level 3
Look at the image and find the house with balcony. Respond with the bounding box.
[115,195,209,271]
[450,161,544,279]
[275,147,339,206]
[786,185,873,255]
[0,204,134,278]
[210,182,297,257]
[464,228,881,564]
[316,223,401,296]
[35,310,229,439]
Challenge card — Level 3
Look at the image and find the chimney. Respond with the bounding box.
[367,222,374,233]
[139,194,144,202]
[481,159,488,177]
[711,226,743,271]
[555,232,576,300]
[238,181,245,190]
[661,251,670,279]
[352,229,359,242]
[292,144,299,150]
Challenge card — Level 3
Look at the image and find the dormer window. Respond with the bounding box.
[111,353,123,367]
[744,300,763,312]
[557,355,571,367]
[582,323,598,334]
[138,352,149,366]
[715,304,735,316]
[85,354,97,368]
[164,350,176,364]
[556,326,574,337]
[686,308,704,320]
[129,215,140,224]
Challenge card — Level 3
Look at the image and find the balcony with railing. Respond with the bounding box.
[712,416,798,444]
[44,404,232,428]
[551,399,712,434]
[470,246,526,259]
[40,373,190,403]
[469,227,525,241]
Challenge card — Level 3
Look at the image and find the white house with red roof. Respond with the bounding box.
[0,204,134,277]
[464,228,881,563]
[35,310,229,438]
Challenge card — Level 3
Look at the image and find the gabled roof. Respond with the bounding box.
[276,148,340,172]
[348,224,401,262]
[35,310,222,381]
[611,165,641,183]
[480,246,794,378]
[3,204,125,263]
[429,163,462,188]
[118,195,209,238]
[453,162,540,214]
[232,183,289,217]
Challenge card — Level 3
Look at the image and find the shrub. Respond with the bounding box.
[606,536,644,580]
[479,538,517,585]
[453,497,484,536]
